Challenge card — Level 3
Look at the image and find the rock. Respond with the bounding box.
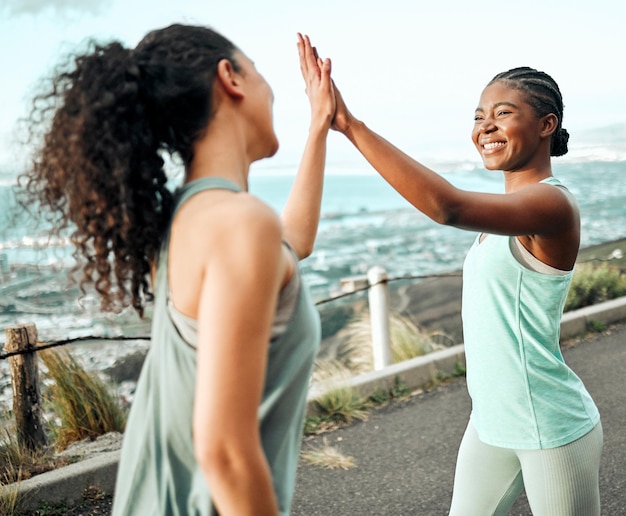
[56,432,124,462]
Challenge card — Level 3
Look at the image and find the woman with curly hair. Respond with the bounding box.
[20,25,334,515]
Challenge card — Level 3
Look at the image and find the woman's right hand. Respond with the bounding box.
[297,33,334,132]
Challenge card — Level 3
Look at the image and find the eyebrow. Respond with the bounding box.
[475,101,519,113]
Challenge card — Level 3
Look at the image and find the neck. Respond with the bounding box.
[185,111,252,191]
[502,145,553,193]
[503,167,553,193]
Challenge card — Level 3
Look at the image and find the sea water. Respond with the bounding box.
[1,159,626,344]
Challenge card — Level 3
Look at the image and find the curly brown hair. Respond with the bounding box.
[18,24,239,315]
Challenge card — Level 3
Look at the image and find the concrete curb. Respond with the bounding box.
[4,296,626,511]
[306,344,467,412]
[0,450,120,511]
[560,295,626,339]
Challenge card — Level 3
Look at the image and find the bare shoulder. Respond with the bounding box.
[216,192,282,240]
[176,190,281,238]
[169,191,286,317]
[518,181,580,268]
[518,181,579,216]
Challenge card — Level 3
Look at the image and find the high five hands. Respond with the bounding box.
[296,33,335,131]
[297,33,356,134]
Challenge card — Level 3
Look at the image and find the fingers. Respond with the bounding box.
[319,57,332,90]
[295,34,336,128]
[311,44,319,62]
[296,32,307,77]
[297,33,325,79]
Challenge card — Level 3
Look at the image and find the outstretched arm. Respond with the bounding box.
[280,34,335,259]
[330,83,577,242]
[331,83,466,226]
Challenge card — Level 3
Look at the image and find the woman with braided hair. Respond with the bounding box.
[328,67,602,514]
[20,25,334,515]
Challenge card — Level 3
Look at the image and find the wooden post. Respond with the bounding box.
[4,324,48,451]
[367,266,392,370]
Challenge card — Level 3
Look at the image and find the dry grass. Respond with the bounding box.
[40,349,126,451]
[301,437,356,470]
[317,312,446,380]
[0,484,22,515]
[0,428,65,486]
[0,349,126,502]
[306,312,448,435]
[0,426,71,514]
[310,358,354,386]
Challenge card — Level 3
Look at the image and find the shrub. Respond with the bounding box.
[565,263,626,312]
[40,350,126,451]
[310,385,369,425]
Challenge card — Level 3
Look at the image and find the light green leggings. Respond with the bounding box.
[449,420,603,516]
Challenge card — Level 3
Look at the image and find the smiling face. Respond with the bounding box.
[472,81,549,172]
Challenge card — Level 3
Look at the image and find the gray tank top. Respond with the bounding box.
[167,251,300,344]
[112,177,321,515]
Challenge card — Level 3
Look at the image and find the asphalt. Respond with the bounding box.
[3,297,626,515]
[291,320,626,516]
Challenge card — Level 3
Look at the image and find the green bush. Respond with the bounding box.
[565,263,626,311]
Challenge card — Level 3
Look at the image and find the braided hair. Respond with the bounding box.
[18,24,239,315]
[489,67,569,157]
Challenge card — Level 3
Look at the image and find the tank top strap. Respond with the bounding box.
[173,177,242,216]
[155,177,242,294]
[540,176,563,187]
[164,176,242,252]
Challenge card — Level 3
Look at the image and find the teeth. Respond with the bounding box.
[483,142,505,150]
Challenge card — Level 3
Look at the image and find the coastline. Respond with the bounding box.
[2,237,626,397]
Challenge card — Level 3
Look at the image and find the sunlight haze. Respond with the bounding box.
[1,0,624,174]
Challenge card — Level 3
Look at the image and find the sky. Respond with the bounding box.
[1,0,625,175]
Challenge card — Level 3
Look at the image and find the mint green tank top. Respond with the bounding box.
[112,177,320,515]
[461,177,599,450]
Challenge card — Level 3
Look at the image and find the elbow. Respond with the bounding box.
[288,235,315,260]
[195,438,239,483]
[195,440,224,478]
[431,205,460,227]
[442,210,461,227]
[430,192,466,227]
[297,242,314,260]
[424,188,465,227]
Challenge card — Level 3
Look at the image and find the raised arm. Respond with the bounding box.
[330,83,577,241]
[280,34,335,259]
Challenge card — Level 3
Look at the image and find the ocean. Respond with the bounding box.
[1,158,626,345]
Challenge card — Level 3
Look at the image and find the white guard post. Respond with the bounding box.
[367,266,392,370]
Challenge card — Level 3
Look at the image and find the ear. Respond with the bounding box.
[215,59,244,100]
[539,113,558,138]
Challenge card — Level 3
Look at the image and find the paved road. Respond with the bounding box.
[291,323,626,516]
